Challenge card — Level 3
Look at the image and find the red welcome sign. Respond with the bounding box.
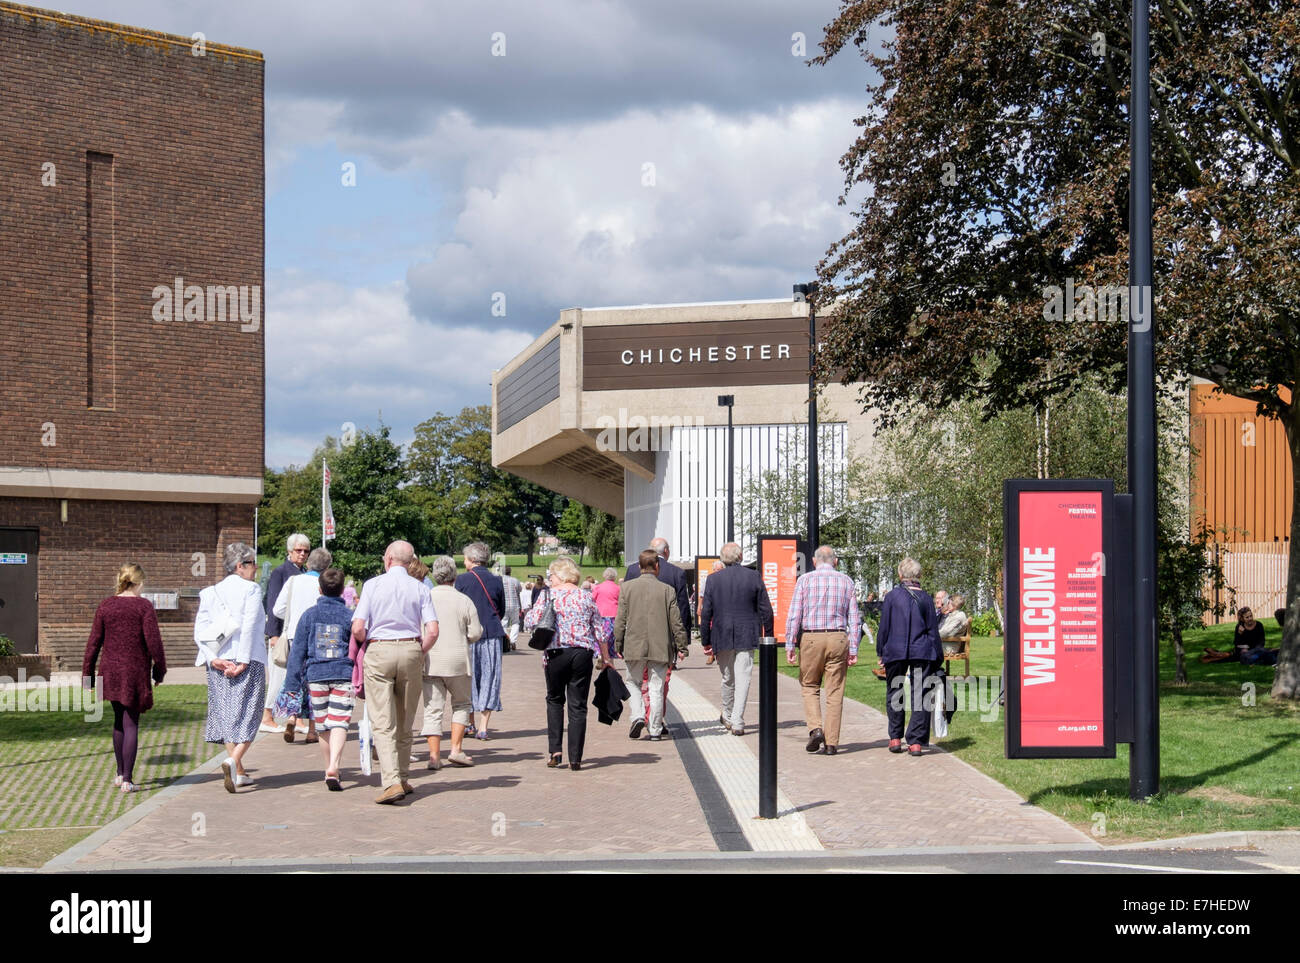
[1005,481,1115,759]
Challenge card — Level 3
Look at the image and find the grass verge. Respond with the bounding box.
[0,684,212,867]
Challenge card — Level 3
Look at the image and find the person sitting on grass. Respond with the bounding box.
[1200,607,1280,666]
[283,567,357,791]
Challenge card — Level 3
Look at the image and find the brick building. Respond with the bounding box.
[0,3,264,667]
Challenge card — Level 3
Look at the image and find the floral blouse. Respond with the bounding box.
[525,585,611,661]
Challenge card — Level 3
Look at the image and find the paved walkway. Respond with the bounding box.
[671,657,1094,850]
[49,646,1091,869]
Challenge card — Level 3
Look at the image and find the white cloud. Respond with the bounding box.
[395,100,860,322]
[264,273,532,466]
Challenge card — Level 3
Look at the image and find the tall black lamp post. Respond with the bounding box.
[718,394,735,543]
[794,282,820,550]
[1128,0,1159,801]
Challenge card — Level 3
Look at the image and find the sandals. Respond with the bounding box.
[547,753,563,768]
[324,773,342,791]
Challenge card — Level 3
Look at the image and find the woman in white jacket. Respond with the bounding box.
[195,542,267,793]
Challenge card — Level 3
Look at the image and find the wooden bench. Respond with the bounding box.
[941,629,972,678]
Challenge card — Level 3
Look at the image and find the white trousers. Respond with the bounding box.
[624,659,668,735]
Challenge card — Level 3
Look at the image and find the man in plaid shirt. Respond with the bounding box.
[785,545,866,756]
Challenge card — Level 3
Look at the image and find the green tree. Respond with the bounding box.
[326,427,428,578]
[556,500,590,563]
[407,405,563,564]
[586,508,624,568]
[813,0,1300,698]
[1158,524,1229,684]
[407,412,472,554]
[257,463,320,558]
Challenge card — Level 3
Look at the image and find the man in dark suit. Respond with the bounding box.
[700,542,774,737]
[624,537,692,638]
[262,532,310,737]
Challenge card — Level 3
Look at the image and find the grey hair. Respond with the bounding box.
[898,557,922,581]
[462,541,491,566]
[602,567,617,581]
[286,533,310,552]
[650,537,669,557]
[306,547,332,573]
[224,542,256,574]
[814,545,837,565]
[719,542,743,565]
[430,555,458,585]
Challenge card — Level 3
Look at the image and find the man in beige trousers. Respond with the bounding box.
[785,546,862,756]
[351,541,439,804]
[615,549,687,740]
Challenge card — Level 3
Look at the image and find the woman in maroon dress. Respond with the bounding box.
[82,564,167,792]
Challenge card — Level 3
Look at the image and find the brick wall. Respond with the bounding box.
[0,497,254,632]
[0,3,265,478]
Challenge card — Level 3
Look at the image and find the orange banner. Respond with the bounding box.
[758,536,803,645]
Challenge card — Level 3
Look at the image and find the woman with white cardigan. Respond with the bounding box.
[195,542,268,793]
[272,546,332,743]
[422,555,483,769]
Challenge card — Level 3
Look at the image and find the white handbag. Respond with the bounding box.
[198,587,241,663]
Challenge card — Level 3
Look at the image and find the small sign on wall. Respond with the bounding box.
[142,591,180,610]
[0,553,28,564]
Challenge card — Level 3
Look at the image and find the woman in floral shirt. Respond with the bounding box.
[525,557,612,770]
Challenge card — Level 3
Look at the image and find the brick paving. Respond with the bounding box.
[672,655,1096,850]
[60,648,1092,867]
[67,647,716,866]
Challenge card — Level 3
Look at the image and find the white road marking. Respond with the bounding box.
[1057,859,1245,874]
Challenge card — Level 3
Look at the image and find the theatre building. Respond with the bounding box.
[493,300,1296,626]
[491,299,877,564]
[0,4,264,668]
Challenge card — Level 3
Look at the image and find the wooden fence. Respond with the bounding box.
[1206,541,1289,623]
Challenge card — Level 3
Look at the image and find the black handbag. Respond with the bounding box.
[528,592,557,650]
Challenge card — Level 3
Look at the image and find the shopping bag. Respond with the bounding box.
[358,702,373,776]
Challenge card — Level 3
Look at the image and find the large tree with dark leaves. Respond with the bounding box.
[408,406,563,564]
[813,1,1300,698]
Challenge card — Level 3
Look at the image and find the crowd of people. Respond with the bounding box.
[77,529,1283,803]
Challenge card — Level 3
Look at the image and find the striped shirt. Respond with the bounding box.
[785,564,865,656]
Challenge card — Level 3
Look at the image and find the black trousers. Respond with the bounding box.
[545,647,594,762]
[885,659,939,746]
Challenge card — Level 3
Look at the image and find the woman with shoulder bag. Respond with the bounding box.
[524,558,612,771]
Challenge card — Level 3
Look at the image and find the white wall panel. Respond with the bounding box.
[623,423,846,562]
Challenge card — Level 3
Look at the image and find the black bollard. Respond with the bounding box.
[759,635,777,818]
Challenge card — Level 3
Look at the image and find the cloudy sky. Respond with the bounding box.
[61,0,877,467]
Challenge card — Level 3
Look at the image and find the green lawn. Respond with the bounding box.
[0,684,213,867]
[786,621,1300,841]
